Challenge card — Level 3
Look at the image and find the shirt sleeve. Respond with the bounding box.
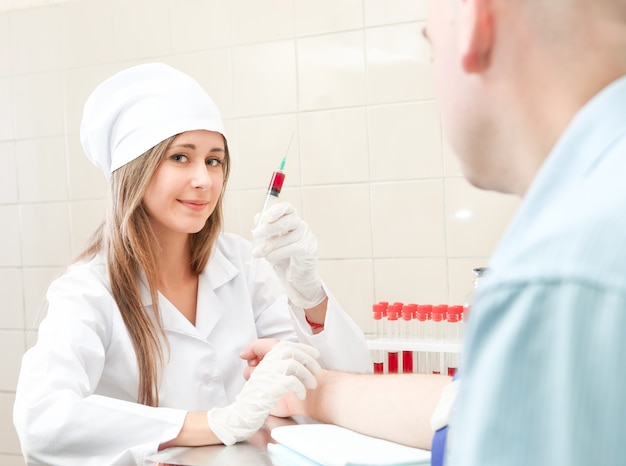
[447,279,626,466]
[288,283,372,374]
[13,269,187,466]
[248,252,372,374]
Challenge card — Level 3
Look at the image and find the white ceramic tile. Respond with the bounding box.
[13,71,64,139]
[233,114,299,190]
[299,108,369,185]
[366,23,434,104]
[443,135,463,177]
[69,199,105,257]
[364,0,429,27]
[0,206,21,267]
[445,178,520,257]
[9,6,62,74]
[64,64,121,142]
[232,41,297,117]
[22,267,61,330]
[0,393,21,454]
[165,50,234,119]
[294,0,363,36]
[368,102,442,180]
[111,0,171,61]
[60,0,114,68]
[25,330,38,350]
[170,0,232,52]
[302,185,372,259]
[0,330,24,391]
[374,258,448,305]
[230,0,294,44]
[447,258,491,306]
[16,137,68,203]
[66,134,107,201]
[0,268,24,329]
[318,259,374,332]
[20,202,71,267]
[0,14,9,77]
[0,77,14,141]
[297,31,366,111]
[0,454,25,466]
[0,142,17,204]
[371,180,446,258]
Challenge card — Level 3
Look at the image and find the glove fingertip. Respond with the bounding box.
[250,245,264,259]
[303,372,318,390]
[310,360,322,375]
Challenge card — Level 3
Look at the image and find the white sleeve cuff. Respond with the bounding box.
[430,379,460,431]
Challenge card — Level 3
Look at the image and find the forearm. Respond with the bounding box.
[304,296,328,334]
[300,370,451,450]
[159,412,221,450]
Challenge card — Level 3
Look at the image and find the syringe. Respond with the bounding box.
[259,133,294,221]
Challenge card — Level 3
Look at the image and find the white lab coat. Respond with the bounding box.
[13,233,371,466]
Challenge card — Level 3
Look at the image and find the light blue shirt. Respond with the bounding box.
[448,75,626,466]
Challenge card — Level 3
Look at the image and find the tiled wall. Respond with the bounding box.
[0,0,520,462]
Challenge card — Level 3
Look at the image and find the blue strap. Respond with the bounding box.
[431,425,448,466]
[430,373,458,466]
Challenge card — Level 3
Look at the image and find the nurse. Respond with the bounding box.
[13,63,371,466]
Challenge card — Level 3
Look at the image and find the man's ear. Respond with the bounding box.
[459,0,494,72]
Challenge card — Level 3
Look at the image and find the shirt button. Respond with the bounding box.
[204,376,218,385]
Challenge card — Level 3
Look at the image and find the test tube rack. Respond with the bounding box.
[366,338,462,375]
[368,301,465,376]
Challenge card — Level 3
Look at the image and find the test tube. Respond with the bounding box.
[431,305,445,374]
[446,305,463,377]
[401,305,414,373]
[463,267,488,321]
[415,305,429,373]
[372,304,385,374]
[386,305,400,374]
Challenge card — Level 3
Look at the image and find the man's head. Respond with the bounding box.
[424,0,626,196]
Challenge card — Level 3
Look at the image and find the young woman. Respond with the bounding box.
[13,63,370,466]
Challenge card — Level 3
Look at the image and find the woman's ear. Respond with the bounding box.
[459,0,495,73]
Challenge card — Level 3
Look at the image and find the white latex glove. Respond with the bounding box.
[206,341,321,446]
[252,202,326,309]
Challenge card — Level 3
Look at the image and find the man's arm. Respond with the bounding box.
[295,369,451,450]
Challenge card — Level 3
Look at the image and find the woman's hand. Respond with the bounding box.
[252,202,326,309]
[207,341,321,445]
[240,339,317,419]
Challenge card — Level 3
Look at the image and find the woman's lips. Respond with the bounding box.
[178,199,209,211]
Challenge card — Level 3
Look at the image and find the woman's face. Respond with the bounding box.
[143,130,226,240]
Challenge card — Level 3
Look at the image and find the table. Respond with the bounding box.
[145,416,306,466]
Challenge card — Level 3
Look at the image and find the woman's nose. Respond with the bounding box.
[191,162,212,189]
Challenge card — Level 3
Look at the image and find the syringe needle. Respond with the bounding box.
[259,131,295,221]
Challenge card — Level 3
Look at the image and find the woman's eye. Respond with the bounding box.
[206,158,223,167]
[170,153,188,163]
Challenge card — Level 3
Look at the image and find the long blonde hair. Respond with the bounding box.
[77,134,231,406]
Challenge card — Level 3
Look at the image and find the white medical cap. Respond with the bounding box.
[80,62,225,178]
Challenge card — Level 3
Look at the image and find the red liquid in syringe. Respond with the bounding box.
[267,170,285,196]
[260,157,287,217]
